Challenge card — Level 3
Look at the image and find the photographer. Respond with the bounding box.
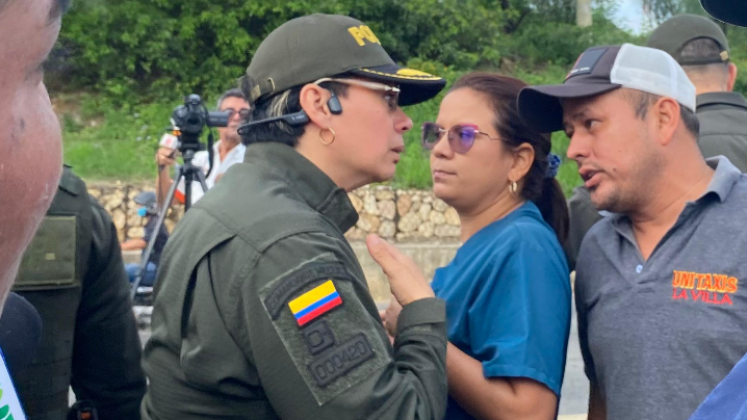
[155,88,250,208]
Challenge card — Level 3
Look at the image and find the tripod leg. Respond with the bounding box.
[194,167,210,195]
[130,166,185,301]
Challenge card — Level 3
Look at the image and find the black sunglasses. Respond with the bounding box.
[421,122,500,154]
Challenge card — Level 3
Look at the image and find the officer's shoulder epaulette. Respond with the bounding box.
[57,165,85,197]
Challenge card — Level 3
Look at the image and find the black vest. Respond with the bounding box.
[13,167,90,420]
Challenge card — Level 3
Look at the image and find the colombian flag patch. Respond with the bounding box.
[288,280,343,327]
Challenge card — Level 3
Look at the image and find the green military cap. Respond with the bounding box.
[246,14,446,107]
[647,14,729,65]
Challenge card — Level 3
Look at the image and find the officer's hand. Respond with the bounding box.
[366,234,434,306]
[382,297,402,337]
[156,147,176,167]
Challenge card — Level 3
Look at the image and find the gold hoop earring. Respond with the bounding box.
[319,127,336,145]
[509,181,518,195]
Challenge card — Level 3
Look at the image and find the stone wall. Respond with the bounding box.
[89,183,462,243]
[87,182,184,243]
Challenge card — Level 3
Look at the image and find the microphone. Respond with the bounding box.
[0,292,43,377]
[159,132,180,150]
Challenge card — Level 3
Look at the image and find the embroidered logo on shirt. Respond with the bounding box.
[288,280,343,327]
[671,270,739,306]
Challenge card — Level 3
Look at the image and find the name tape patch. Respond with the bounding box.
[264,261,348,319]
[308,333,375,387]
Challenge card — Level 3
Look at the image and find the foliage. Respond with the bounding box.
[55,0,747,196]
[642,0,708,22]
[52,0,630,101]
[59,62,583,196]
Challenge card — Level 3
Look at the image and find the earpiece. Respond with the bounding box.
[327,94,343,115]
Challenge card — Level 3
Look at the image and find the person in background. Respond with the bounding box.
[686,3,747,420]
[648,13,747,171]
[383,72,571,420]
[122,191,169,289]
[155,88,250,207]
[565,14,747,269]
[518,43,747,420]
[13,166,147,420]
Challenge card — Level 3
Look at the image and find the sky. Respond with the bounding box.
[611,0,648,33]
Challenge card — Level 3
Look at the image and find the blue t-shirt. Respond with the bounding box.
[431,202,571,420]
[688,351,747,420]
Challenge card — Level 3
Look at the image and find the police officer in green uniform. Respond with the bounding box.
[13,166,147,420]
[142,14,450,420]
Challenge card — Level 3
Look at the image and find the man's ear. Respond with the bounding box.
[653,97,680,146]
[299,84,334,128]
[727,62,738,92]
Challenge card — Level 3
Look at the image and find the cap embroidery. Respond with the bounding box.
[348,25,381,47]
[566,48,607,80]
[358,68,442,81]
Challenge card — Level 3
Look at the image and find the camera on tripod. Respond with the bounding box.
[132,93,236,302]
[171,94,230,151]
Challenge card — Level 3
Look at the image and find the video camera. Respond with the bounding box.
[171,94,229,151]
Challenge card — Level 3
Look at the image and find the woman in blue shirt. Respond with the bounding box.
[383,72,571,420]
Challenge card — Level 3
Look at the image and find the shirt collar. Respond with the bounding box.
[213,140,245,157]
[244,143,359,232]
[698,156,742,204]
[696,92,747,111]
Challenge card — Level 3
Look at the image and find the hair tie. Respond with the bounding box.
[546,153,561,179]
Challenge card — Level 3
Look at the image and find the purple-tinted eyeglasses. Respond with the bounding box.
[421,122,500,154]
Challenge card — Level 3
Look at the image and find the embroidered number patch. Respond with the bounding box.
[308,333,374,387]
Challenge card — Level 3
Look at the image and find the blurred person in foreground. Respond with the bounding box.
[142,14,452,420]
[383,72,571,420]
[518,43,747,420]
[0,0,71,418]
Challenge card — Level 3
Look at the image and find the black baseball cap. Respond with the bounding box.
[647,14,729,65]
[701,0,747,27]
[518,44,696,133]
[246,14,446,107]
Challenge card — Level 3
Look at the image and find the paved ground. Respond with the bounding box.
[134,305,589,418]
